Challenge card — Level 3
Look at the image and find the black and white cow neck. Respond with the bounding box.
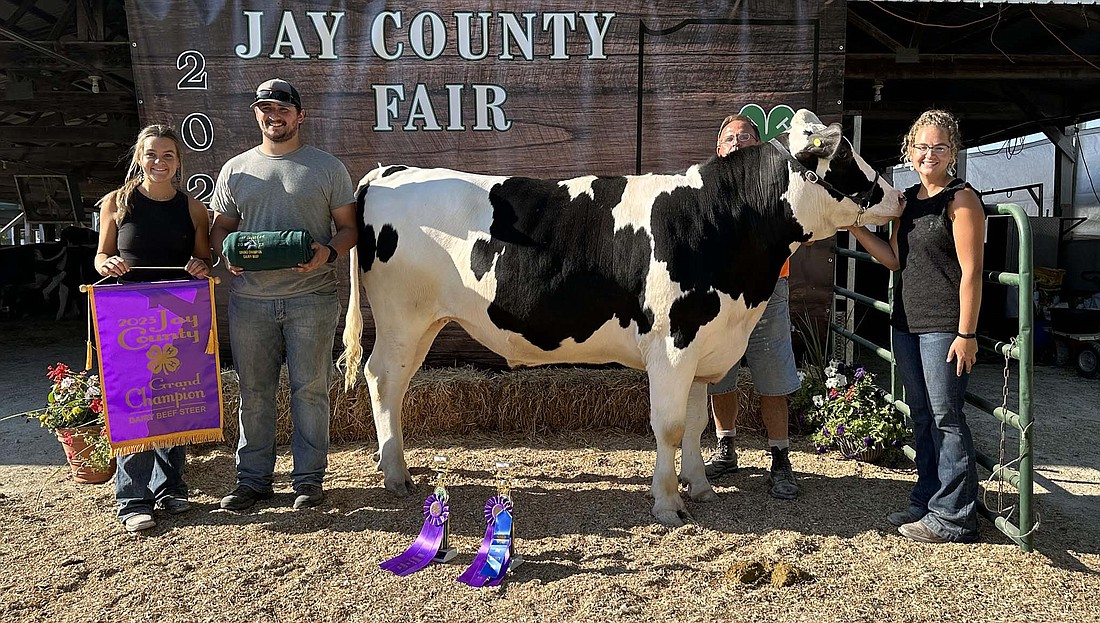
[475,175,655,351]
[651,143,809,347]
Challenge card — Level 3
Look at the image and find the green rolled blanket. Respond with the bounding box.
[223,230,315,271]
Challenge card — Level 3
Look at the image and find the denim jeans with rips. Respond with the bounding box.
[892,328,979,542]
[115,446,187,520]
[228,291,339,492]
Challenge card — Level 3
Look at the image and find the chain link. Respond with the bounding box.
[996,337,1018,513]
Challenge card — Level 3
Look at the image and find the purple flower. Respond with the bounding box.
[815,445,828,454]
[863,435,872,447]
[892,439,902,447]
[855,368,866,379]
[822,427,832,438]
[836,423,845,436]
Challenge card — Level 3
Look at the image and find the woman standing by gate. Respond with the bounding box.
[848,109,985,544]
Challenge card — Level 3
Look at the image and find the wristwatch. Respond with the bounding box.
[325,244,338,264]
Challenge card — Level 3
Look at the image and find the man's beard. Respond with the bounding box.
[264,122,298,143]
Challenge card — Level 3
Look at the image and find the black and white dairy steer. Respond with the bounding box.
[339,110,903,525]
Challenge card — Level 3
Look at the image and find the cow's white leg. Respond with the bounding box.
[365,317,447,496]
[680,381,718,502]
[647,368,694,527]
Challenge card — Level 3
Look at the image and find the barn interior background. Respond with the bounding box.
[1,0,1098,368]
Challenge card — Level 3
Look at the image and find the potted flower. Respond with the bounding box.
[38,363,115,483]
[809,360,909,463]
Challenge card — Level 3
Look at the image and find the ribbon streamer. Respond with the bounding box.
[379,493,449,576]
[457,496,515,587]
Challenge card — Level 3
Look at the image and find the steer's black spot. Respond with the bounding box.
[376,225,398,262]
[381,165,408,178]
[650,144,808,347]
[480,176,654,350]
[354,183,376,272]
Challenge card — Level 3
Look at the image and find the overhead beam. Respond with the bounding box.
[848,11,902,53]
[0,125,132,143]
[846,54,1100,80]
[76,0,105,42]
[0,93,137,115]
[0,146,128,164]
[4,0,38,29]
[0,41,131,72]
[0,26,134,93]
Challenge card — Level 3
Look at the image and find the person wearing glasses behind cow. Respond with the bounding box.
[702,114,801,500]
[847,109,984,543]
[209,78,357,512]
[94,124,212,532]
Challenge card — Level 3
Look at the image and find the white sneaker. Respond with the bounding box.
[123,513,156,532]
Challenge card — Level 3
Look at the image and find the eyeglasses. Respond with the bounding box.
[720,132,756,145]
[911,144,950,156]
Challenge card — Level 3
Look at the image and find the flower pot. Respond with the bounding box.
[56,426,116,484]
[835,437,886,464]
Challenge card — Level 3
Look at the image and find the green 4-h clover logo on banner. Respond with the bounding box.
[738,104,796,141]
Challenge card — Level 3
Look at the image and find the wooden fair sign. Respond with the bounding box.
[125,1,845,366]
[125,1,844,193]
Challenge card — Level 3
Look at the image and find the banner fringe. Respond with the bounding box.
[109,429,225,457]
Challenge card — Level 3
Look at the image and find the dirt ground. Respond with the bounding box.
[1,319,1098,623]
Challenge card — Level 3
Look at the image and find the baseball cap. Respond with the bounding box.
[251,78,302,109]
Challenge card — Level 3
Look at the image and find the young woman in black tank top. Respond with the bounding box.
[94,124,212,533]
[847,110,986,544]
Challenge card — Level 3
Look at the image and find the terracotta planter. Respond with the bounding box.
[56,426,116,484]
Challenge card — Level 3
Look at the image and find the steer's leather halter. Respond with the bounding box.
[768,137,881,226]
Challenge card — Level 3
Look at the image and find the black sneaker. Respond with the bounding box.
[768,446,800,500]
[292,484,324,510]
[704,437,739,479]
[219,485,274,511]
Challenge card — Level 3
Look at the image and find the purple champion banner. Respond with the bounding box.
[89,279,224,455]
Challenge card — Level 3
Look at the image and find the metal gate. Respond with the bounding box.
[830,203,1036,551]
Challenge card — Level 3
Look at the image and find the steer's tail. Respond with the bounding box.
[337,246,364,389]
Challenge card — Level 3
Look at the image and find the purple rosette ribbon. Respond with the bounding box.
[483,495,513,524]
[380,493,449,576]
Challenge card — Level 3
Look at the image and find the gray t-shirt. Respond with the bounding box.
[211,144,355,298]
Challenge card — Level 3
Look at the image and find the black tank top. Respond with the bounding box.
[893,178,977,333]
[117,189,195,282]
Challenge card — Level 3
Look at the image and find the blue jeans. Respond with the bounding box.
[115,447,187,520]
[892,329,979,542]
[228,292,339,492]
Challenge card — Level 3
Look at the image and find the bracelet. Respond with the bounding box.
[325,244,339,264]
[956,332,976,340]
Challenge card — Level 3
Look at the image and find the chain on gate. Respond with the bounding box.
[983,336,1040,536]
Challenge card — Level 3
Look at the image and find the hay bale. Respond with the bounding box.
[218,365,762,445]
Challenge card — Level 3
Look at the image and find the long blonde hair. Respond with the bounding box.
[900,109,963,172]
[101,124,184,225]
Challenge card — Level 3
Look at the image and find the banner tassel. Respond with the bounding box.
[85,292,94,370]
[205,327,216,355]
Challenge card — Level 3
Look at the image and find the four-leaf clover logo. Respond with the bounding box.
[146,344,180,374]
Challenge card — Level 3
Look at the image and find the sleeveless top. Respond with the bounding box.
[117,189,195,282]
[892,178,977,334]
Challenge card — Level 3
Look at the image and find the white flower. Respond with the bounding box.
[825,377,839,389]
[85,382,101,399]
[835,374,848,387]
[797,370,807,382]
[60,377,75,391]
[812,395,825,407]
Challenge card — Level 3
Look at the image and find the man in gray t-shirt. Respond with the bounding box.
[210,78,357,512]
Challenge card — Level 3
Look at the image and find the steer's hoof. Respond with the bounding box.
[384,471,417,497]
[653,506,695,527]
[691,488,719,503]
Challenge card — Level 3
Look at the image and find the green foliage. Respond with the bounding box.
[39,363,104,432]
[39,363,112,471]
[808,361,909,456]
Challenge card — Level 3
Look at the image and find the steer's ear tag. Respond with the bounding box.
[813,137,823,147]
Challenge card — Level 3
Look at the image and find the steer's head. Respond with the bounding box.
[783,110,904,240]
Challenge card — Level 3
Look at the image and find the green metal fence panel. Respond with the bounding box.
[829,203,1035,552]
